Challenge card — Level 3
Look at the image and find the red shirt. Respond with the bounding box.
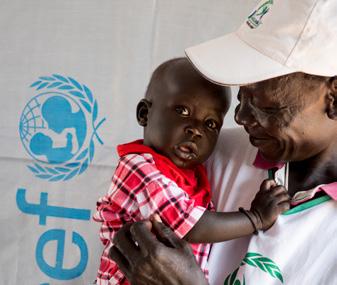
[94,146,213,284]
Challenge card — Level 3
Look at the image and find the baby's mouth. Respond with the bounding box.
[174,142,198,161]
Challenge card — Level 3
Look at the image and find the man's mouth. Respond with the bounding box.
[249,135,270,147]
[174,142,198,161]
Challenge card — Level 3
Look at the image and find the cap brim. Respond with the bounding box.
[185,32,295,86]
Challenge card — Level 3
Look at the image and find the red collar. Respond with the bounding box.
[117,140,211,207]
[253,151,337,201]
[253,151,284,170]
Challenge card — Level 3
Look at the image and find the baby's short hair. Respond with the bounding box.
[145,57,230,102]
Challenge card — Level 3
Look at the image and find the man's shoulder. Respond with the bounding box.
[215,127,251,154]
[218,127,249,144]
[206,127,256,167]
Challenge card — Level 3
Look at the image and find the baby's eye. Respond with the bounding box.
[205,119,218,130]
[175,106,190,116]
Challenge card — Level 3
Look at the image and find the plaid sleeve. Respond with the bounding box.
[93,153,207,284]
[93,155,145,285]
[136,169,207,239]
[93,195,131,285]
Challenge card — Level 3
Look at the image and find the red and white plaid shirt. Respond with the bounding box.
[93,153,213,285]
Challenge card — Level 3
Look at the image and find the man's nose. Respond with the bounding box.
[234,102,258,127]
[185,125,203,139]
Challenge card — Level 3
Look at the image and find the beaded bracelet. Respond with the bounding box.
[239,207,259,235]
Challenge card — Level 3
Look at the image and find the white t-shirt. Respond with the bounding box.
[206,127,337,285]
[206,127,267,285]
[233,197,336,285]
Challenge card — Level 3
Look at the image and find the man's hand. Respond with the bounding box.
[109,219,208,285]
[250,179,290,231]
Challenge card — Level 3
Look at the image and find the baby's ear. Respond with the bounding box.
[136,99,151,126]
[326,77,337,120]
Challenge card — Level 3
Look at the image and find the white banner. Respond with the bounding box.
[0,0,257,284]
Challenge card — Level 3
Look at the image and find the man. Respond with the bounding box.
[109,0,337,284]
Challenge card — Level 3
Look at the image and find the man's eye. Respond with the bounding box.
[175,106,190,116]
[205,119,218,130]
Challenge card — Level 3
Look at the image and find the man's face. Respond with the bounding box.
[144,85,229,168]
[235,73,333,162]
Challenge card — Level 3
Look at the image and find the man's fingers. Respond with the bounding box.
[150,213,162,223]
[109,246,131,279]
[113,223,140,266]
[130,221,159,256]
[152,219,185,249]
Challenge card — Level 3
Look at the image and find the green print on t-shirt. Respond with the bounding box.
[224,252,284,285]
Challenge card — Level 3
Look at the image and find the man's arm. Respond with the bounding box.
[185,179,290,243]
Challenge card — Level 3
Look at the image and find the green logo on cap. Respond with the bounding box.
[247,0,273,29]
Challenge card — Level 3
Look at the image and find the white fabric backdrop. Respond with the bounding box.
[0,1,258,284]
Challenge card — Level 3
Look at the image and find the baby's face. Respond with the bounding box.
[143,85,229,168]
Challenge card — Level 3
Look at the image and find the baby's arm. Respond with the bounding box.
[184,179,290,243]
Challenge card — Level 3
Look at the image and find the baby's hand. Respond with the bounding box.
[250,179,290,231]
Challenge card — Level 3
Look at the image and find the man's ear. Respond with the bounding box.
[136,99,152,126]
[326,77,337,120]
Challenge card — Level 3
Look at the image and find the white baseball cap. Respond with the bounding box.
[185,0,337,86]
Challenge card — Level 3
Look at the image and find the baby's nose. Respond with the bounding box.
[185,126,202,138]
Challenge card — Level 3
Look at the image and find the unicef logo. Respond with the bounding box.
[19,74,106,181]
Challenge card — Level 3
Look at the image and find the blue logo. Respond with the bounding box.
[19,74,106,181]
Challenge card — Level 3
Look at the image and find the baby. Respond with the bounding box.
[94,58,289,284]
